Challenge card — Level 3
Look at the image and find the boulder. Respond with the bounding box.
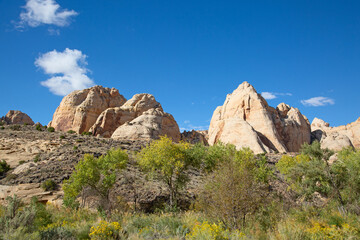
[208,82,311,153]
[2,110,34,125]
[49,86,126,133]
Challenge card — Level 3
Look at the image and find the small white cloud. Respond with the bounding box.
[261,92,277,100]
[301,97,335,107]
[35,48,95,96]
[184,120,190,124]
[18,0,78,28]
[261,92,292,100]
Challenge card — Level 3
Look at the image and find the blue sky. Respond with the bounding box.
[1,0,360,130]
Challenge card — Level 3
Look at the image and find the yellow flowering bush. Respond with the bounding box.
[89,220,122,240]
[186,221,244,240]
[306,221,357,239]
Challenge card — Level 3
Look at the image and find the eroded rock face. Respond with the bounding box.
[111,108,180,142]
[2,110,34,125]
[208,82,311,153]
[181,130,209,145]
[311,118,358,150]
[49,86,126,133]
[90,94,162,138]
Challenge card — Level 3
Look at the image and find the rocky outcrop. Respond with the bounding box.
[181,130,209,145]
[90,94,162,138]
[49,86,126,133]
[111,108,181,142]
[311,118,358,150]
[208,82,311,153]
[2,110,34,125]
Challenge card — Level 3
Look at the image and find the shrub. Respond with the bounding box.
[63,148,128,211]
[1,126,4,130]
[89,220,122,239]
[67,130,76,134]
[137,136,201,208]
[19,160,26,165]
[34,154,40,163]
[10,125,20,131]
[0,160,11,175]
[47,127,55,132]
[81,131,92,136]
[60,135,65,139]
[41,179,57,191]
[186,221,241,240]
[35,124,42,131]
[197,148,272,229]
[73,146,78,150]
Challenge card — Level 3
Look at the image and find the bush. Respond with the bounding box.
[89,220,122,239]
[197,148,272,230]
[63,148,128,211]
[47,127,55,132]
[19,160,26,165]
[35,124,42,131]
[33,154,40,163]
[81,131,92,136]
[73,146,78,150]
[60,135,65,139]
[67,130,76,134]
[10,125,20,131]
[0,160,10,175]
[1,126,4,130]
[41,179,57,191]
[137,136,201,208]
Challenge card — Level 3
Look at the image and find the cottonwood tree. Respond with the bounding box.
[137,136,201,208]
[197,147,272,229]
[63,148,128,211]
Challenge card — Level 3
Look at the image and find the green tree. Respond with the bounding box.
[63,148,128,211]
[197,147,273,229]
[137,136,200,208]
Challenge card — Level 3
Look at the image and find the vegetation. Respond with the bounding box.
[35,124,42,131]
[9,125,20,131]
[33,154,40,163]
[67,130,76,134]
[0,160,10,176]
[137,136,201,207]
[2,139,360,239]
[47,127,55,132]
[59,135,65,139]
[41,179,57,191]
[63,148,128,211]
[82,131,92,136]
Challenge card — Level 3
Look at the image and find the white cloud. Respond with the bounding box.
[261,92,292,100]
[261,92,277,100]
[184,120,190,124]
[35,48,95,96]
[19,0,77,28]
[301,97,335,107]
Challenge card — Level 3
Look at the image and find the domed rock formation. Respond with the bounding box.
[208,81,311,153]
[311,118,358,150]
[111,108,180,142]
[2,110,34,125]
[49,86,126,133]
[90,94,162,138]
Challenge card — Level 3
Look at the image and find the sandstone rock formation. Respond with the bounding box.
[111,108,181,142]
[181,130,209,145]
[90,94,162,138]
[208,81,311,153]
[311,118,358,150]
[2,110,34,125]
[49,86,126,133]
